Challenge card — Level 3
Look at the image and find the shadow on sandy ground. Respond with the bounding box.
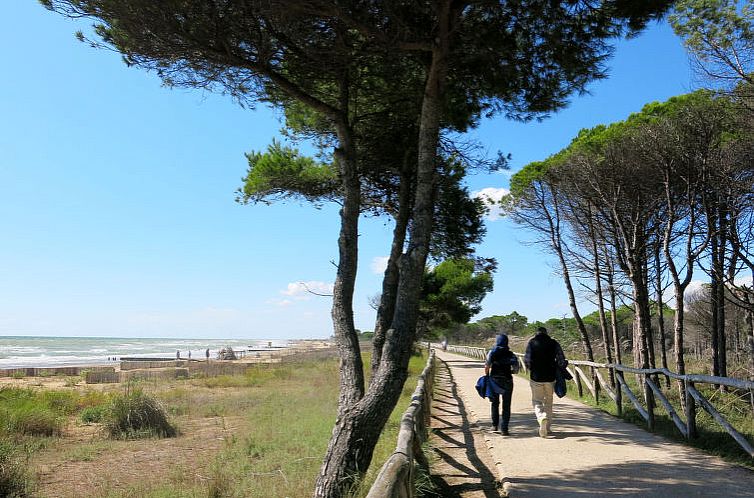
[430,362,502,497]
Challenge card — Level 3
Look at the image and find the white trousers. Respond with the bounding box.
[529,380,555,427]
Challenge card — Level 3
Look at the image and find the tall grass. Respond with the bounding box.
[568,374,754,469]
[0,387,64,437]
[0,438,33,497]
[115,351,430,498]
[105,386,177,439]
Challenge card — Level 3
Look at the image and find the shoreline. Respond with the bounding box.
[0,338,328,371]
[0,339,334,383]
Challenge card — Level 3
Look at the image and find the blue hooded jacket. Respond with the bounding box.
[475,375,505,398]
[486,334,509,364]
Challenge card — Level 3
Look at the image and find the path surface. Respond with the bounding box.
[432,350,754,497]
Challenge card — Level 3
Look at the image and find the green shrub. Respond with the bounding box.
[105,388,177,439]
[0,439,33,497]
[0,403,62,437]
[41,390,77,415]
[80,405,107,424]
[0,387,64,437]
[9,405,62,437]
[76,390,111,410]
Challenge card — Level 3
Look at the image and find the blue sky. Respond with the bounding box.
[1,4,694,339]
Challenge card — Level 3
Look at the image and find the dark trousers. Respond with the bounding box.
[490,380,513,431]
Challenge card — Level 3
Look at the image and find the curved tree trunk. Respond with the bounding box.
[314,7,452,493]
[627,254,652,371]
[593,239,615,385]
[606,250,623,365]
[547,187,594,360]
[371,167,411,378]
[653,244,670,386]
[330,119,364,414]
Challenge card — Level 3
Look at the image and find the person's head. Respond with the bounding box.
[537,326,548,335]
[495,334,509,349]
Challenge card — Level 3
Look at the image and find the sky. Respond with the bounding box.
[0,4,697,339]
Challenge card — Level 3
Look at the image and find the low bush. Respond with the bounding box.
[80,405,107,424]
[76,390,111,410]
[41,390,78,415]
[6,406,62,437]
[0,439,33,497]
[105,388,177,439]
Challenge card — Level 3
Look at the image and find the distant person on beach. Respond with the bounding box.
[176,350,181,359]
[205,348,210,361]
[485,334,518,435]
[188,350,191,359]
[524,326,567,437]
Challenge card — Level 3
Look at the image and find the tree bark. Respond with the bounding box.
[717,201,728,379]
[628,256,652,370]
[330,117,365,413]
[590,214,614,385]
[653,243,669,386]
[371,167,411,378]
[547,186,594,360]
[606,250,623,365]
[315,4,454,494]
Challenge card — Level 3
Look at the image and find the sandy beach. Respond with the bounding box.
[0,339,338,497]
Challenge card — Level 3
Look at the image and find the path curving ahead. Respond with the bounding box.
[431,350,754,498]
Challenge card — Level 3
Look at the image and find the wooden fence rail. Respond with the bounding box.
[366,349,436,498]
[443,343,754,459]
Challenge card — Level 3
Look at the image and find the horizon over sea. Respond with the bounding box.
[0,336,291,369]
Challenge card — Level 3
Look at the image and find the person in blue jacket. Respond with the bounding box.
[485,334,518,435]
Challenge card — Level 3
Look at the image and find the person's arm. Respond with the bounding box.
[485,350,492,375]
[524,341,533,370]
[555,341,568,368]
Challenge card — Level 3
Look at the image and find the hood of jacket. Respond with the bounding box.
[494,334,509,350]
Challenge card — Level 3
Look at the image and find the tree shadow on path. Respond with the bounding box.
[430,361,502,497]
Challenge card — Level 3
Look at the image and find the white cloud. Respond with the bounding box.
[473,187,510,221]
[281,281,334,299]
[371,256,389,275]
[662,279,707,310]
[265,298,293,307]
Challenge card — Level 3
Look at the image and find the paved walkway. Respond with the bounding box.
[431,350,754,497]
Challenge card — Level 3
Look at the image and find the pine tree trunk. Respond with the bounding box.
[315,6,452,493]
[654,245,669,386]
[549,190,593,360]
[331,120,364,413]
[371,168,411,378]
[628,259,652,370]
[606,253,623,365]
[591,228,614,385]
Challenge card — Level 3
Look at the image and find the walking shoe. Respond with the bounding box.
[501,429,510,436]
[539,418,549,438]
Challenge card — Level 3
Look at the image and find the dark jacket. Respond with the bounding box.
[475,375,505,399]
[486,334,517,380]
[524,332,567,382]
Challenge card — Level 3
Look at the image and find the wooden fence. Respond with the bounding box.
[444,344,754,459]
[366,349,436,498]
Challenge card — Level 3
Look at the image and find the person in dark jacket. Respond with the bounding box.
[485,334,518,435]
[524,326,567,437]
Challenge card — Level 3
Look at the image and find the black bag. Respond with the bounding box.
[554,366,568,398]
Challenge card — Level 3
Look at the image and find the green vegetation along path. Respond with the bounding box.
[433,350,754,497]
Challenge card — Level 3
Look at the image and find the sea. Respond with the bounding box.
[0,336,290,369]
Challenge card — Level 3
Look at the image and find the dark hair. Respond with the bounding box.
[537,326,548,334]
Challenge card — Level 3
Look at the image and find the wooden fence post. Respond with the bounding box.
[615,369,623,417]
[685,380,697,440]
[594,369,600,405]
[644,375,655,432]
[575,368,583,398]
